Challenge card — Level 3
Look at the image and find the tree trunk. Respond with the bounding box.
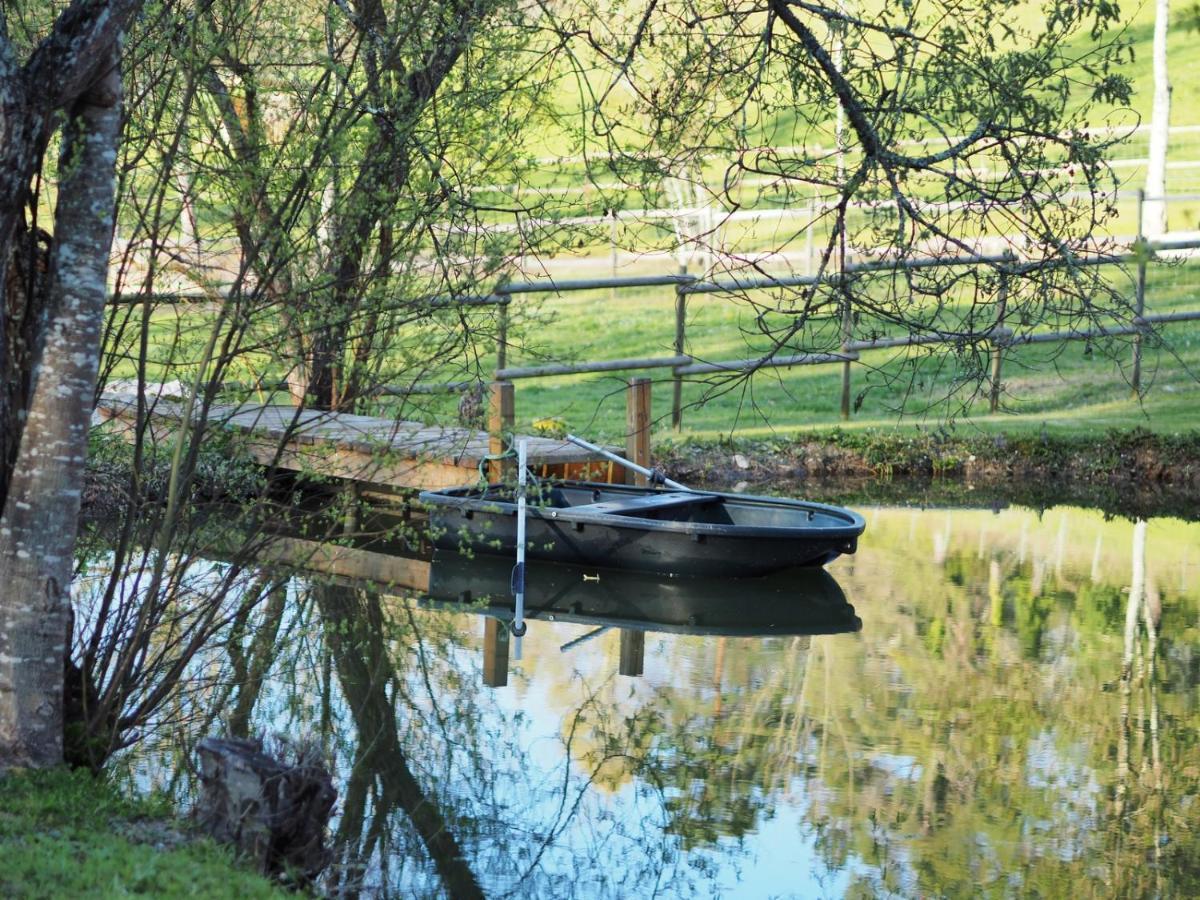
[0,53,122,769]
[1,223,52,513]
[1143,0,1171,239]
[0,66,50,511]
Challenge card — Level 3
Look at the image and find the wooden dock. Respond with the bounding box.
[94,388,616,491]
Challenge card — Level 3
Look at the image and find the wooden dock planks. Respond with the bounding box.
[94,391,612,490]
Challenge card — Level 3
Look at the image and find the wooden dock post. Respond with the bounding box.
[618,629,645,677]
[488,380,515,482]
[626,376,652,486]
[482,617,510,687]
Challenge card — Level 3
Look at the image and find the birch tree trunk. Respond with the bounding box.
[0,1,144,505]
[1143,0,1171,239]
[0,52,122,769]
[0,63,50,510]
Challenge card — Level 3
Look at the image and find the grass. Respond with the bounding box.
[0,768,284,899]
[390,7,1200,441]
[486,0,1200,235]
[100,254,1200,443]
[485,258,1200,441]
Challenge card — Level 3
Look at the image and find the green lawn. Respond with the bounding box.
[472,257,1200,441]
[100,253,1200,442]
[0,769,283,899]
[483,0,1200,235]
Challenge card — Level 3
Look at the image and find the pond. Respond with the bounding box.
[95,502,1200,898]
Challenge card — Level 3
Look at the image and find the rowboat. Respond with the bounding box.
[419,480,866,577]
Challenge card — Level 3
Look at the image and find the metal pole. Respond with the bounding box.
[511,439,528,650]
[672,267,687,430]
[560,625,611,653]
[564,433,692,492]
[1133,188,1147,396]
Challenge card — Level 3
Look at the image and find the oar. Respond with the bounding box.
[559,625,611,653]
[564,433,691,491]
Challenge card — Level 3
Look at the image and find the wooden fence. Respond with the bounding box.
[474,235,1200,426]
[110,232,1200,428]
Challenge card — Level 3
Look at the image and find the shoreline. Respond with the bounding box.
[658,427,1200,521]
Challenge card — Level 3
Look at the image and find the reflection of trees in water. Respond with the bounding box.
[119,571,696,897]
[297,582,707,898]
[311,581,483,899]
[233,532,1200,897]
[799,518,1200,897]
[571,634,819,850]
[1107,519,1199,897]
[115,508,1200,897]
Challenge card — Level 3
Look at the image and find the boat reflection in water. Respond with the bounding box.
[424,550,860,685]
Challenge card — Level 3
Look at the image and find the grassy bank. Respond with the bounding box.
[0,769,283,899]
[659,427,1200,520]
[660,425,1200,482]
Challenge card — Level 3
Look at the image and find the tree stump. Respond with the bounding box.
[195,737,336,885]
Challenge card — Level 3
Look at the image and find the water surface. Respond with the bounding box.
[106,504,1200,898]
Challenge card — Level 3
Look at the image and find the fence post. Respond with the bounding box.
[836,201,852,421]
[989,343,1004,413]
[488,380,514,482]
[495,291,510,374]
[609,210,619,302]
[840,309,853,420]
[671,268,687,430]
[1132,188,1147,397]
[989,272,1010,413]
[806,192,816,275]
[626,376,652,486]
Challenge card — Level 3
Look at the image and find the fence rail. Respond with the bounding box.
[477,234,1200,424]
[107,232,1200,422]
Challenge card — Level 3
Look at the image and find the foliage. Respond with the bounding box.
[85,423,266,508]
[525,0,1145,413]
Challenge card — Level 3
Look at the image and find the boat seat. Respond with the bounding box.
[573,491,719,516]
